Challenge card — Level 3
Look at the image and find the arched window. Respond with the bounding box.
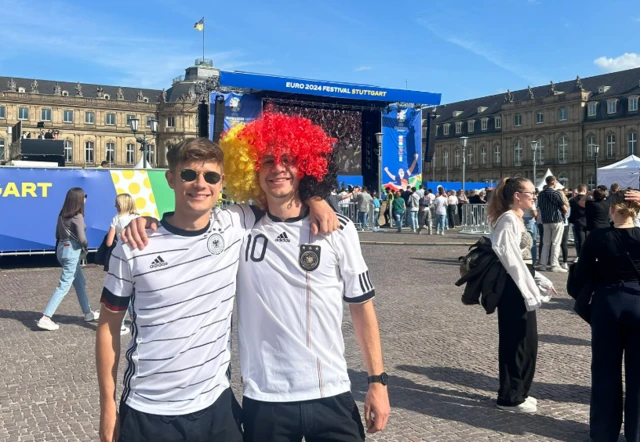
[106,142,115,164]
[558,136,568,164]
[558,172,569,188]
[607,134,616,159]
[587,135,597,160]
[513,140,522,166]
[629,131,638,155]
[64,140,73,163]
[126,143,136,165]
[535,138,545,165]
[443,150,449,168]
[494,145,501,165]
[84,141,94,164]
[147,145,155,166]
[467,147,473,166]
[480,146,487,166]
[455,149,460,168]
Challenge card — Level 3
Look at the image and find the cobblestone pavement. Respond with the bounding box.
[0,229,623,441]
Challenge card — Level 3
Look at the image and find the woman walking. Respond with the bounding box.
[576,190,640,442]
[488,177,555,413]
[392,190,406,233]
[37,188,100,331]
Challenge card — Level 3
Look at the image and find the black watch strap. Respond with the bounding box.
[367,372,388,386]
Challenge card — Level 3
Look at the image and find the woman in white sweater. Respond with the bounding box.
[488,177,556,413]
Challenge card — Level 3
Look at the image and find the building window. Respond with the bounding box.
[167,116,176,128]
[443,124,450,136]
[0,105,5,119]
[588,103,597,117]
[106,113,116,126]
[146,116,154,128]
[126,143,136,165]
[0,137,4,160]
[495,117,502,129]
[558,107,567,121]
[630,96,639,112]
[126,114,136,127]
[40,108,51,121]
[63,110,74,123]
[514,140,522,166]
[432,154,437,169]
[147,145,155,166]
[467,147,473,166]
[481,146,487,165]
[558,172,569,188]
[494,145,501,165]
[18,107,29,120]
[629,131,638,155]
[536,111,544,124]
[84,141,95,164]
[85,112,95,124]
[443,150,449,168]
[468,120,475,133]
[558,136,568,164]
[455,122,462,134]
[607,100,617,114]
[455,149,460,167]
[587,174,596,190]
[106,142,115,164]
[535,138,545,165]
[607,134,616,159]
[481,118,488,131]
[514,115,522,127]
[64,140,73,163]
[587,135,597,160]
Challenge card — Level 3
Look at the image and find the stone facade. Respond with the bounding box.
[426,69,640,189]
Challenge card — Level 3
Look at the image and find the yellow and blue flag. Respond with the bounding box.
[194,18,204,31]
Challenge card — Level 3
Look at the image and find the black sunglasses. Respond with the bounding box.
[180,169,221,185]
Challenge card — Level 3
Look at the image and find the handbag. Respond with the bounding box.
[95,234,117,268]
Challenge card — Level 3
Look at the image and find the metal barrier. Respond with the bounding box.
[338,202,385,231]
[460,204,490,235]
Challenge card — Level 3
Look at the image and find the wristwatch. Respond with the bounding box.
[367,372,389,386]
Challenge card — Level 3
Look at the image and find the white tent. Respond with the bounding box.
[598,155,640,189]
[535,168,565,191]
[133,155,153,169]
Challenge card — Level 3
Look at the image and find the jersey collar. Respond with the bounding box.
[266,208,309,223]
[161,212,211,236]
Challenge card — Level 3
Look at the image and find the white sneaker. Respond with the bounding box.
[550,266,568,273]
[560,263,569,270]
[525,396,538,405]
[83,310,100,322]
[36,316,59,331]
[120,326,130,336]
[497,401,537,413]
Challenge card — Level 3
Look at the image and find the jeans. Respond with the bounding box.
[540,222,563,267]
[409,211,419,231]
[420,207,432,230]
[573,224,587,257]
[358,211,368,230]
[447,205,457,228]
[373,209,380,227]
[394,213,404,232]
[590,282,640,442]
[523,217,538,263]
[436,214,447,233]
[43,240,90,318]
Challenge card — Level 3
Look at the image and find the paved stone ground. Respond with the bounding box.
[0,229,625,441]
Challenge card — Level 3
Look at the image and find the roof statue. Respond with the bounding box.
[550,81,556,94]
[576,75,584,91]
[527,86,534,100]
[96,87,105,99]
[75,82,83,97]
[30,79,39,94]
[53,82,62,96]
[504,89,514,103]
[117,87,124,100]
[137,90,144,101]
[7,78,16,92]
[160,88,167,103]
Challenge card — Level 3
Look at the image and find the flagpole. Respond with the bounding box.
[202,17,205,63]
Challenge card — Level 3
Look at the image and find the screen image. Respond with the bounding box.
[267,102,362,175]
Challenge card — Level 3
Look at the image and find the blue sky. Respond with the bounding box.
[1,0,639,104]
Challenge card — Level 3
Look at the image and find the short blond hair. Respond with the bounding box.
[115,193,138,216]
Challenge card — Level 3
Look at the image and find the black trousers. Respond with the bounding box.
[590,282,640,442]
[118,388,243,442]
[242,392,365,442]
[537,224,544,261]
[496,271,538,406]
[561,224,570,264]
[572,224,587,257]
[447,205,456,228]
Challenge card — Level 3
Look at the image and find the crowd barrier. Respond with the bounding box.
[460,204,490,235]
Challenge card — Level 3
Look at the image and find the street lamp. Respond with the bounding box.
[531,140,539,185]
[594,144,600,187]
[130,117,158,168]
[375,132,383,194]
[460,136,469,192]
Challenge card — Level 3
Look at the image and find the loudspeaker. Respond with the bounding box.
[212,95,226,143]
[198,103,209,139]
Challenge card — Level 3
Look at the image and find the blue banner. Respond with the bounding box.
[222,92,262,130]
[218,71,441,105]
[381,106,422,192]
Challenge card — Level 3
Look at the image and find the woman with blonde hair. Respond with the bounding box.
[37,187,100,331]
[488,177,555,413]
[576,190,640,441]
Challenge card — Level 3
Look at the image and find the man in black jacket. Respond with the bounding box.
[569,184,588,260]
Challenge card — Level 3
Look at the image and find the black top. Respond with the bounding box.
[577,227,640,284]
[568,195,586,227]
[585,199,610,231]
[469,195,485,204]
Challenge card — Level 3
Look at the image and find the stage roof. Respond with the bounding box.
[218,71,442,106]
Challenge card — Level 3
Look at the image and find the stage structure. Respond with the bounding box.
[209,71,441,190]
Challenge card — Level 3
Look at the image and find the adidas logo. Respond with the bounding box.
[275,232,290,242]
[150,256,168,269]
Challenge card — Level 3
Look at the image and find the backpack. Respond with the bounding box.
[458,236,493,279]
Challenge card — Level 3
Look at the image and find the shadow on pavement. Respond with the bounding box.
[349,368,590,441]
[410,257,460,266]
[0,309,98,331]
[539,333,591,346]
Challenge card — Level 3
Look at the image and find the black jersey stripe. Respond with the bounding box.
[121,288,139,403]
[106,272,133,283]
[128,248,190,261]
[136,258,239,294]
[139,281,235,311]
[143,313,232,344]
[344,290,375,304]
[358,273,366,293]
[136,349,227,378]
[110,253,127,263]
[365,270,374,291]
[139,327,231,362]
[139,294,234,328]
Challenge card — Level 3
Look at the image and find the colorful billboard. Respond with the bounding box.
[381,106,423,191]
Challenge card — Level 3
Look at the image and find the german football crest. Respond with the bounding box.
[207,233,225,255]
[299,244,321,272]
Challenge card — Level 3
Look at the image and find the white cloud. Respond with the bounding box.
[355,66,372,72]
[594,53,640,73]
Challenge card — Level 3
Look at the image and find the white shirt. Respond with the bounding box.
[434,196,448,216]
[110,213,139,235]
[102,208,245,416]
[237,211,374,402]
[448,195,459,206]
[428,193,436,203]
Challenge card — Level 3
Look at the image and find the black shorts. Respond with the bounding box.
[242,391,365,442]
[118,388,243,442]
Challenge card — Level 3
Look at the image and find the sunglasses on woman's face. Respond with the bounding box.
[180,169,221,185]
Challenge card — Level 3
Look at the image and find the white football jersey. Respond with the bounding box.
[237,211,375,402]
